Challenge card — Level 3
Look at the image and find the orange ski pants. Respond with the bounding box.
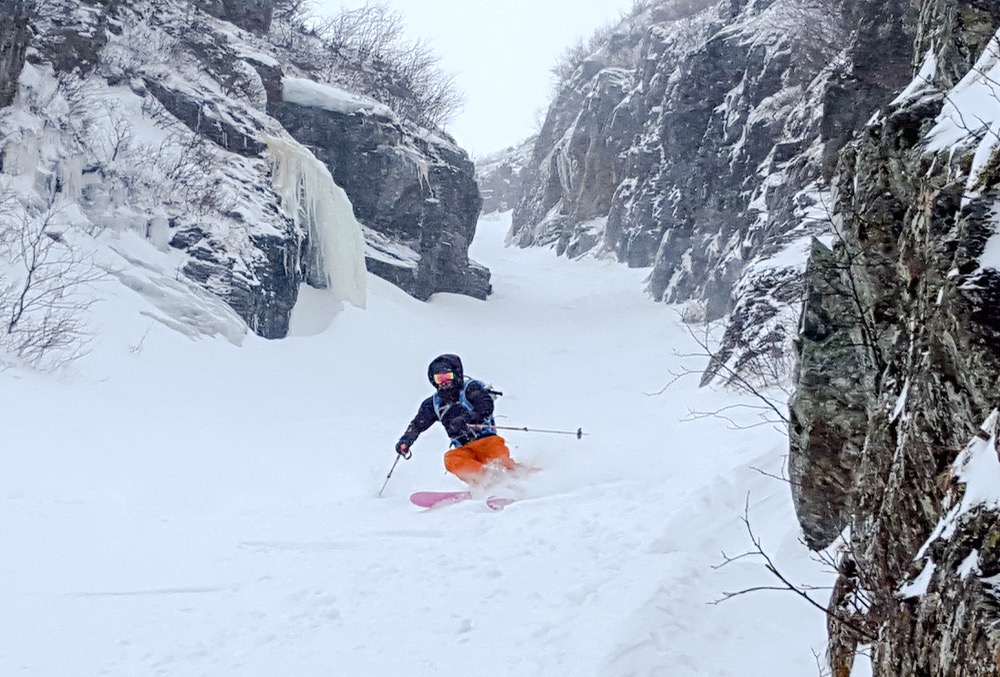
[444,435,515,484]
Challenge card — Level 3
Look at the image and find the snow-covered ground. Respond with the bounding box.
[2,211,835,676]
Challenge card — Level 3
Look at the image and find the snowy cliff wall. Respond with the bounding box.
[510,0,912,385]
[787,2,1000,674]
[191,0,276,33]
[267,76,489,301]
[0,0,32,107]
[475,137,535,215]
[0,0,487,343]
[510,0,1000,672]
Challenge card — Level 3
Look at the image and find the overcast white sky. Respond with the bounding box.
[313,0,635,158]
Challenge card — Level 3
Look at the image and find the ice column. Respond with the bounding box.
[265,135,367,309]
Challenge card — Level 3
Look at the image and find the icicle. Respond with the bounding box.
[1,129,40,179]
[56,153,86,202]
[264,135,366,310]
[416,158,430,192]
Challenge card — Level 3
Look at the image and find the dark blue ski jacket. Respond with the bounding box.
[398,354,497,449]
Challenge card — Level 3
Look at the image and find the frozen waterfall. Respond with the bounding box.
[265,136,367,310]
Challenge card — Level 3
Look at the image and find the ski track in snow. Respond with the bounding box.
[1,212,831,676]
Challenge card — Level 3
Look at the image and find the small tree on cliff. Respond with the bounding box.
[319,3,462,129]
[0,190,102,370]
[275,2,463,130]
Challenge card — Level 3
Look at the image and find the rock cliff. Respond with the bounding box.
[789,1,1000,674]
[0,0,488,339]
[475,137,534,215]
[510,0,911,384]
[0,0,32,107]
[510,0,1000,672]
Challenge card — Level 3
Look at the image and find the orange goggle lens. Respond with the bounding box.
[433,371,455,385]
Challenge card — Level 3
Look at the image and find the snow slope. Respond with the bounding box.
[1,211,834,676]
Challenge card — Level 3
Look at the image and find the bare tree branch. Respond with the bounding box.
[711,495,878,645]
[0,192,102,370]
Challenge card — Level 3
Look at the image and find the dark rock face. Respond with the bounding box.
[475,137,534,214]
[32,0,117,76]
[0,0,32,108]
[787,239,871,550]
[790,2,1000,673]
[511,64,634,258]
[270,97,489,302]
[820,0,915,176]
[511,0,911,383]
[253,42,490,303]
[6,0,489,339]
[191,0,275,34]
[168,217,300,339]
[476,160,521,214]
[144,77,268,157]
[512,0,1000,671]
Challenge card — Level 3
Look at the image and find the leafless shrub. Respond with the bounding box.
[150,130,235,216]
[550,0,720,90]
[0,192,103,370]
[379,42,463,129]
[319,3,405,63]
[681,299,707,323]
[653,314,791,429]
[287,2,463,129]
[550,26,614,86]
[273,0,314,25]
[712,497,877,677]
[100,8,184,75]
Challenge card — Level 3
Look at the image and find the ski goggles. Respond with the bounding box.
[433,371,456,386]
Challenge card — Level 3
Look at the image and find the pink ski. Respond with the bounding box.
[486,496,516,510]
[410,490,473,508]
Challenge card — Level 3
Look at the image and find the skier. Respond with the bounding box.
[395,354,517,484]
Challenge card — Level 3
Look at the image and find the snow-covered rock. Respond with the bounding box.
[790,4,1000,674]
[510,0,911,386]
[475,137,535,215]
[0,0,488,343]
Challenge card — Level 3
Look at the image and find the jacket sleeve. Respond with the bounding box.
[462,382,495,425]
[399,397,438,445]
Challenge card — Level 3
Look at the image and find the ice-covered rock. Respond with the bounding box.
[0,0,488,341]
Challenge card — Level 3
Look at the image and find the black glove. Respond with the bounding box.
[395,439,413,459]
[446,411,478,446]
[441,408,464,432]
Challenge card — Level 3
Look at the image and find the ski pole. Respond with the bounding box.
[377,455,402,497]
[472,424,586,439]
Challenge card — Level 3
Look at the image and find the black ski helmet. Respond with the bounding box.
[427,354,464,386]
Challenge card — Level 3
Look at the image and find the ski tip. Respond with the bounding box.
[410,490,472,509]
[485,496,515,510]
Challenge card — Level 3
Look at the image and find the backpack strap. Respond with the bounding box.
[433,378,497,446]
[464,379,497,438]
